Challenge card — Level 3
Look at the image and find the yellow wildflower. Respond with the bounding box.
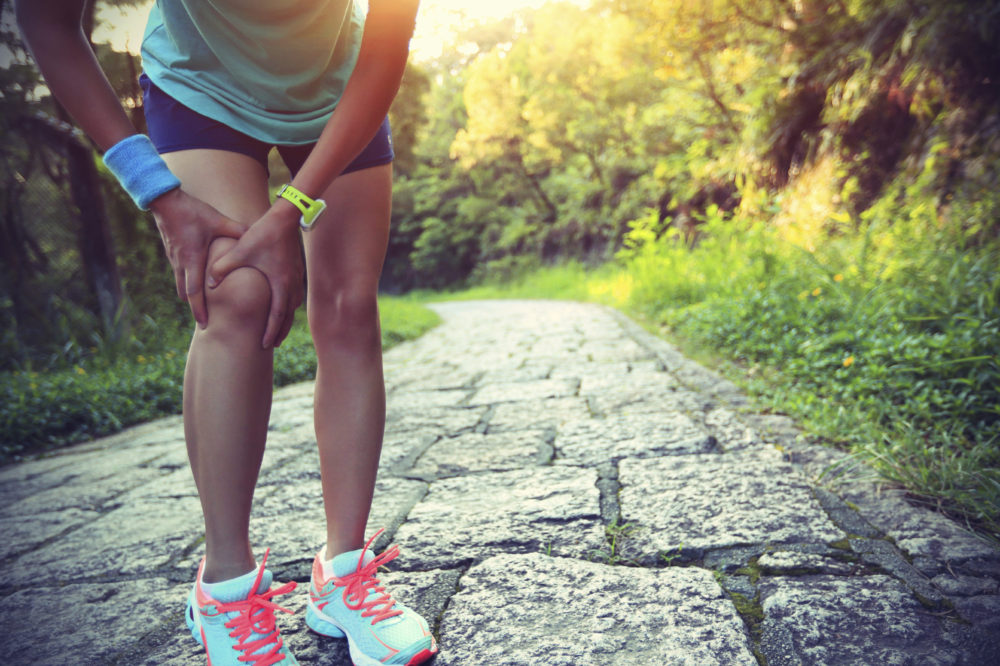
[75,366,86,375]
[812,287,822,296]
[843,355,855,367]
[833,274,844,282]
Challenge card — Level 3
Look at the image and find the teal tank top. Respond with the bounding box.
[141,0,364,145]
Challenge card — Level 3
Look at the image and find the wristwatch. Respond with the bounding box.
[277,184,327,231]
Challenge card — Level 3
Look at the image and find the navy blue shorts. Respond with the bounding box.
[140,74,393,178]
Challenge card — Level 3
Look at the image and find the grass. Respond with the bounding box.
[0,296,440,463]
[430,216,1000,539]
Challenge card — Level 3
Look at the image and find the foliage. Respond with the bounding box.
[0,297,440,462]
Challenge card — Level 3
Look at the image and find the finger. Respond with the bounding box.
[262,285,288,349]
[186,259,208,329]
[207,245,243,289]
[275,306,296,348]
[212,216,246,241]
[173,266,185,301]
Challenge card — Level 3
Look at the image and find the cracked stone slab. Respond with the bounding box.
[848,538,946,605]
[387,389,471,413]
[393,467,605,569]
[467,378,578,406]
[435,553,756,666]
[577,368,680,395]
[0,507,99,562]
[5,496,204,586]
[0,442,183,517]
[619,455,843,561]
[0,577,188,666]
[758,551,857,575]
[759,574,997,665]
[554,412,715,465]
[175,476,426,578]
[385,406,487,437]
[839,485,999,567]
[408,430,550,478]
[931,572,1000,597]
[487,397,591,432]
[588,384,708,417]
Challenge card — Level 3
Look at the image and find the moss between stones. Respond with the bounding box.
[829,537,852,551]
[734,556,762,584]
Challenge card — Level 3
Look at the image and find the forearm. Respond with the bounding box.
[16,0,137,150]
[288,0,419,198]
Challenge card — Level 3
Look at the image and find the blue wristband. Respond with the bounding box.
[102,134,181,210]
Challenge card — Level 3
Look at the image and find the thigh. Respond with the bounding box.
[302,164,393,296]
[161,150,272,230]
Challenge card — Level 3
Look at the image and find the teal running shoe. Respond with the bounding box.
[305,529,437,666]
[185,549,299,666]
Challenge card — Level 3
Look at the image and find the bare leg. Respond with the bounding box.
[162,150,273,583]
[303,164,393,558]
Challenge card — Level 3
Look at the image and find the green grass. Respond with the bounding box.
[434,221,1000,538]
[0,296,440,463]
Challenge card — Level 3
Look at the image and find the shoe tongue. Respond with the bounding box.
[331,548,376,578]
[208,567,273,604]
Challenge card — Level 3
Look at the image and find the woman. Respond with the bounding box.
[15,1,436,664]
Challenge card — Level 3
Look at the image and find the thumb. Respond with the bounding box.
[207,245,244,289]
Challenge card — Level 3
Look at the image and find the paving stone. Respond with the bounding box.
[478,364,555,383]
[759,574,989,665]
[408,430,550,478]
[5,496,204,586]
[435,553,756,666]
[487,397,592,432]
[554,412,715,465]
[393,467,605,569]
[0,577,187,666]
[758,551,857,575]
[619,455,843,561]
[467,378,578,406]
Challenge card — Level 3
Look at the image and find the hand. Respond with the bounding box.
[149,188,245,329]
[207,202,305,348]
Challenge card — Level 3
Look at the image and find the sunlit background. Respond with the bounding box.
[93,0,591,62]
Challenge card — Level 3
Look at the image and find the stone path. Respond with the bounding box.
[2,300,999,665]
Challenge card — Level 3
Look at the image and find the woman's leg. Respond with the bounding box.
[161,149,274,583]
[302,164,393,558]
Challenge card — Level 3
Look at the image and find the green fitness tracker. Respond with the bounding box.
[277,184,327,231]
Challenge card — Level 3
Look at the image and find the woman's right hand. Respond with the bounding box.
[148,188,246,329]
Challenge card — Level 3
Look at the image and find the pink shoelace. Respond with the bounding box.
[214,549,297,665]
[332,529,405,625]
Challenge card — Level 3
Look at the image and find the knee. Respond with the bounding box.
[204,244,270,335]
[308,284,380,352]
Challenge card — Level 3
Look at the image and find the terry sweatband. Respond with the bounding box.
[102,134,181,210]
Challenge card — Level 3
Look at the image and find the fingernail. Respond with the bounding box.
[207,277,217,288]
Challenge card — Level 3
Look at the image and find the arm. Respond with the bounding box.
[208,0,420,348]
[15,0,244,329]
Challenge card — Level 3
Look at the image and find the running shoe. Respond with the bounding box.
[305,530,437,666]
[185,549,299,665]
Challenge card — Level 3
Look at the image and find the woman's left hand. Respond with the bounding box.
[207,203,305,349]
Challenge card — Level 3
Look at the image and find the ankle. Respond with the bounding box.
[202,552,257,584]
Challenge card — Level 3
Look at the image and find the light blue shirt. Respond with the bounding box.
[141,0,364,144]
